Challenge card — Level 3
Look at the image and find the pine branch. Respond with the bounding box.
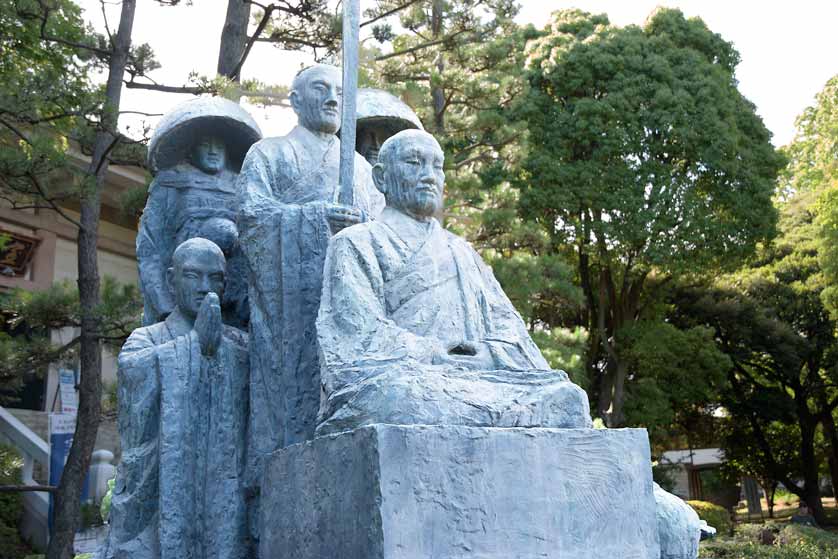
[123,80,208,95]
[360,0,423,28]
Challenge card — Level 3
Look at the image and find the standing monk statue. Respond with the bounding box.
[138,97,262,329]
[101,238,250,559]
[237,63,384,481]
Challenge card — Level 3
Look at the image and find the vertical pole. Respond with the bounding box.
[338,0,360,206]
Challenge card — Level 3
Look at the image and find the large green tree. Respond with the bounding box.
[513,8,785,426]
[780,75,838,317]
[670,189,838,525]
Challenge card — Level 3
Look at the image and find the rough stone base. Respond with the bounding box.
[261,425,661,559]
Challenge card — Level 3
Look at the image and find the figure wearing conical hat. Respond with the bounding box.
[137,97,262,329]
[351,88,424,166]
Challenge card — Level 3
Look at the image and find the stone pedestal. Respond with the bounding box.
[260,425,661,559]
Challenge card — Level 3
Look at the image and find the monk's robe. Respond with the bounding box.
[102,315,249,559]
[137,164,249,327]
[237,125,385,475]
[316,207,592,434]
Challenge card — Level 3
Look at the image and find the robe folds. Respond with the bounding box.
[316,207,592,434]
[102,316,249,559]
[137,164,249,328]
[237,125,385,474]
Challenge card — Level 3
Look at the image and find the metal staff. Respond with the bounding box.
[338,0,360,206]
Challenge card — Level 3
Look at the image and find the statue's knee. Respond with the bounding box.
[546,381,593,428]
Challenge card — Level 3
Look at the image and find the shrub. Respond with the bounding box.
[700,540,836,558]
[0,444,34,558]
[779,525,838,551]
[100,477,115,523]
[775,487,801,507]
[699,522,838,558]
[689,500,732,536]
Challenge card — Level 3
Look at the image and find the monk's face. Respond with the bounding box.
[169,247,226,320]
[384,135,445,218]
[291,66,342,135]
[192,136,227,174]
[357,126,383,165]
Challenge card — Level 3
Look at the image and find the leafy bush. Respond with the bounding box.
[0,444,34,558]
[779,525,838,551]
[100,477,115,523]
[700,540,836,558]
[700,523,838,558]
[689,500,732,536]
[775,487,801,507]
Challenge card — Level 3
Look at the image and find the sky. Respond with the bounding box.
[79,0,838,147]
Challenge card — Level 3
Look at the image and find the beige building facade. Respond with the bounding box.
[0,155,144,449]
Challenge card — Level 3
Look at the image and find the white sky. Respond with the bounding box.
[79,0,838,147]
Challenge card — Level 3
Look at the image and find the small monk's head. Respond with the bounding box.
[167,238,226,320]
[373,129,445,220]
[191,134,227,175]
[290,64,342,135]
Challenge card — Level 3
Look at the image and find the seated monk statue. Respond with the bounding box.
[315,129,591,434]
[315,129,707,559]
[101,238,249,559]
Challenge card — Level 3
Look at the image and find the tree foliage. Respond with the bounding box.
[620,319,728,446]
[512,8,784,425]
[782,75,838,317]
[0,277,141,407]
[670,190,838,524]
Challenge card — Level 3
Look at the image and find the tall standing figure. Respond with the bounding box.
[139,97,262,328]
[237,64,384,491]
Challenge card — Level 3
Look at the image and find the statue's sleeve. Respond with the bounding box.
[121,326,205,558]
[317,233,446,393]
[109,326,168,550]
[237,144,278,220]
[471,248,551,370]
[136,181,175,323]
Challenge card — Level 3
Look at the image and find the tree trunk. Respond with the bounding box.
[217,0,251,81]
[609,358,628,426]
[430,0,445,132]
[761,480,777,519]
[46,1,135,557]
[821,411,838,499]
[798,415,826,525]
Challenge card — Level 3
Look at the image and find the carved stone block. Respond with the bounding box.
[261,425,661,559]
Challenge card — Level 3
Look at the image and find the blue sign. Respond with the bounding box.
[48,413,89,528]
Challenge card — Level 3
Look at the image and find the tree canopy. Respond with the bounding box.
[511,8,785,425]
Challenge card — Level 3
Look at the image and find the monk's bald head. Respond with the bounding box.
[171,238,226,270]
[377,129,442,170]
[373,130,445,220]
[168,238,226,319]
[290,64,343,134]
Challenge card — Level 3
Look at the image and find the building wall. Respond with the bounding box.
[43,234,138,411]
[0,162,143,428]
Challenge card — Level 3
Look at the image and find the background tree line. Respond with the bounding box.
[2,0,838,554]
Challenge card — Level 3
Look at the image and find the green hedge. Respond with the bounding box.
[688,500,732,536]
